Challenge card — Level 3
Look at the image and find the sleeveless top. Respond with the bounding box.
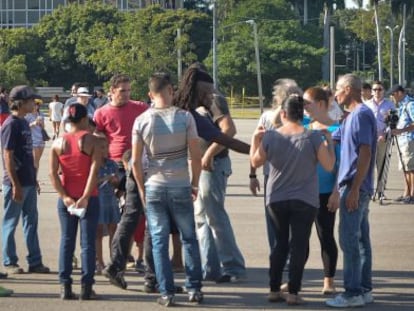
[59,130,98,198]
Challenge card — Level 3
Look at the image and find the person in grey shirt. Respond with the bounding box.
[250,95,335,306]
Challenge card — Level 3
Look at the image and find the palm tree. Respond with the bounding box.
[391,0,413,86]
[369,0,383,81]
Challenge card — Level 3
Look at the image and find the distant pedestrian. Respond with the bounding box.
[0,86,9,126]
[48,95,63,139]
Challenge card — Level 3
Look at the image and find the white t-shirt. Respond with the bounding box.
[49,101,64,121]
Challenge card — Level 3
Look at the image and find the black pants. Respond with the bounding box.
[108,172,143,273]
[315,193,338,278]
[267,200,316,294]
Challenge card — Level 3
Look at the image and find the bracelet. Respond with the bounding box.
[249,174,257,179]
[191,186,198,191]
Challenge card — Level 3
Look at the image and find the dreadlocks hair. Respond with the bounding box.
[173,65,214,111]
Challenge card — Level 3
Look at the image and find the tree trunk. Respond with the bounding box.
[374,3,383,81]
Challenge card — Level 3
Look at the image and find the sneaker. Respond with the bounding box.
[4,264,23,274]
[135,259,146,273]
[0,272,7,279]
[402,196,413,204]
[215,274,247,283]
[394,195,410,203]
[126,255,135,269]
[157,295,175,307]
[188,290,204,304]
[286,293,305,305]
[363,291,374,304]
[28,263,50,273]
[268,291,285,302]
[326,293,365,308]
[103,267,127,289]
[0,286,13,297]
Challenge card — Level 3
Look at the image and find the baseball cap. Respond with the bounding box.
[77,87,92,97]
[391,85,405,93]
[9,85,38,101]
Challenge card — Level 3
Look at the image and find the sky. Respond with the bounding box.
[345,0,368,9]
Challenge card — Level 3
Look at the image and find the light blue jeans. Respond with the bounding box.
[145,185,202,296]
[194,156,246,280]
[2,184,42,267]
[339,185,372,297]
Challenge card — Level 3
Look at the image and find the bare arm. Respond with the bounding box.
[77,136,103,208]
[202,115,236,170]
[345,144,371,211]
[4,150,23,203]
[131,140,145,206]
[48,139,75,207]
[188,137,202,199]
[249,126,266,168]
[317,132,336,172]
[211,133,250,154]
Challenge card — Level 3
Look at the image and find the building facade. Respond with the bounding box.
[0,0,183,28]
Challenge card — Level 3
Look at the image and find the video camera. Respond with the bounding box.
[385,110,399,130]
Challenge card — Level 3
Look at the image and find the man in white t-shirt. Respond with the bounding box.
[48,94,63,139]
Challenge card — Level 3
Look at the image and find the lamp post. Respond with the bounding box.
[245,19,264,114]
[385,25,398,88]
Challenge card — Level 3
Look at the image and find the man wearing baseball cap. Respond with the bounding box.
[0,85,50,275]
[390,85,414,203]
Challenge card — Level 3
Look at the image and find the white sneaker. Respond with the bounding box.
[363,291,374,304]
[326,293,365,308]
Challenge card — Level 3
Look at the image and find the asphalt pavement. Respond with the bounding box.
[0,118,413,310]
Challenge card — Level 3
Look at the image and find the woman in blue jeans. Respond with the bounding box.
[49,104,102,300]
[250,95,335,305]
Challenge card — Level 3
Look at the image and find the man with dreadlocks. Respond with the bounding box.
[174,65,246,283]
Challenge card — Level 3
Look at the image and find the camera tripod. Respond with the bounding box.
[374,127,411,205]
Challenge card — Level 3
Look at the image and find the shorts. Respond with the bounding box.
[399,140,414,171]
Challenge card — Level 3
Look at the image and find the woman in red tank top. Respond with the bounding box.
[49,103,103,300]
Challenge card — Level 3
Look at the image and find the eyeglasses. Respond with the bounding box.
[372,88,383,92]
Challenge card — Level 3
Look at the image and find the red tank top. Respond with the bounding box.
[59,131,98,198]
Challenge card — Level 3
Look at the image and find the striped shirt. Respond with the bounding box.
[132,106,198,186]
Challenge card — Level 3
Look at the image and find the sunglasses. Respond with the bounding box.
[372,88,383,92]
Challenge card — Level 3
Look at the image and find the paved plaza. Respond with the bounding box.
[0,119,413,310]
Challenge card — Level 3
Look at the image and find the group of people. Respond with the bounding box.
[0,68,413,308]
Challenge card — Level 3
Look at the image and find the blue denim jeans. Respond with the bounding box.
[2,184,42,267]
[339,185,372,296]
[145,185,202,296]
[194,156,246,280]
[57,197,99,285]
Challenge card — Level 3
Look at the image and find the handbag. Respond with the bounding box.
[41,128,50,141]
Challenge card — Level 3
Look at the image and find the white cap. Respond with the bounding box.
[77,87,91,97]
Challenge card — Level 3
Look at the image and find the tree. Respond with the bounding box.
[370,0,383,81]
[207,0,325,101]
[77,6,211,98]
[0,28,45,87]
[391,0,414,85]
[35,2,122,88]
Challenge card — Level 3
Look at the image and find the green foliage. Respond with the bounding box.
[35,2,122,88]
[207,0,325,102]
[77,5,211,98]
[0,28,45,87]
